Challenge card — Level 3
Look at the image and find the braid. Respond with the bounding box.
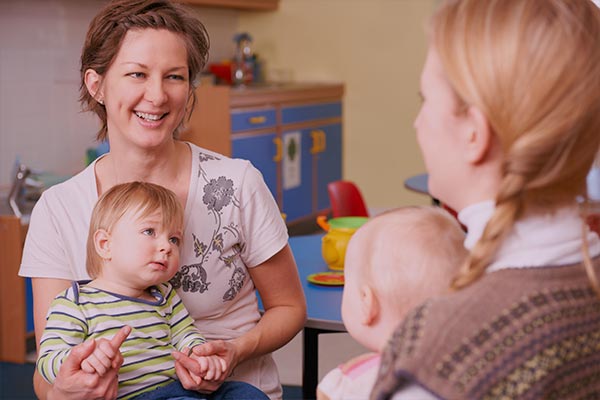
[452,174,524,289]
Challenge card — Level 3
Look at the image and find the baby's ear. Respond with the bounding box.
[94,229,111,260]
[360,285,380,326]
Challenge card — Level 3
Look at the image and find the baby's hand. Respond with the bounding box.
[80,337,122,376]
[189,351,227,381]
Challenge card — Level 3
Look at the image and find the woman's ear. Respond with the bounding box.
[84,68,104,103]
[360,285,380,326]
[463,105,494,165]
[94,229,111,260]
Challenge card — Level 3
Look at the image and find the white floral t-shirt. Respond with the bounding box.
[20,143,289,399]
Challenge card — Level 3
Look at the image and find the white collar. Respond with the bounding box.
[458,201,600,272]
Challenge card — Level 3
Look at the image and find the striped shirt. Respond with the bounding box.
[37,281,206,399]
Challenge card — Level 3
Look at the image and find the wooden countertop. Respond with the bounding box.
[227,82,345,108]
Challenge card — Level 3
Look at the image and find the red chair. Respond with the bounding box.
[327,180,369,218]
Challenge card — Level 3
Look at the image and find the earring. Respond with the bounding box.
[98,99,104,105]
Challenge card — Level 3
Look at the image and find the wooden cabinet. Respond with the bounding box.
[0,216,29,363]
[181,83,344,224]
[178,0,278,11]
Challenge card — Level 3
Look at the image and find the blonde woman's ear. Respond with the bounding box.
[360,285,380,326]
[464,105,494,165]
[94,229,111,260]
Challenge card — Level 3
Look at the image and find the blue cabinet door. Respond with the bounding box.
[281,130,313,221]
[316,123,342,211]
[231,132,278,201]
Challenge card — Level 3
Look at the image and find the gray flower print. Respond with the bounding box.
[223,266,246,301]
[170,263,211,293]
[203,177,234,212]
[199,152,220,162]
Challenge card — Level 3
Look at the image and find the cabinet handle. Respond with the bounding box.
[312,129,326,153]
[249,116,267,125]
[319,130,327,153]
[273,137,282,162]
[310,130,320,154]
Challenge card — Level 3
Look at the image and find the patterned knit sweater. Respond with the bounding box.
[371,261,600,400]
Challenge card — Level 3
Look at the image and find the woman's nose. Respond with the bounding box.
[146,77,168,106]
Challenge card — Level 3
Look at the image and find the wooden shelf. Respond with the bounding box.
[178,0,278,11]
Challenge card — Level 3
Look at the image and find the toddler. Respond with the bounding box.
[317,206,466,400]
[36,182,266,399]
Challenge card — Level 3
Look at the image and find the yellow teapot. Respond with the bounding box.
[317,216,369,270]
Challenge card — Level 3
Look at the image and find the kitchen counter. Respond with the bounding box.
[227,82,344,107]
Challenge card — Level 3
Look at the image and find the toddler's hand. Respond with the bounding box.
[189,351,227,381]
[81,326,131,376]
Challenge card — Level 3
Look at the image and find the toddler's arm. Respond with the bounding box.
[36,291,88,383]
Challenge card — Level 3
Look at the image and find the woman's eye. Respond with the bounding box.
[167,74,186,81]
[142,228,155,236]
[169,236,181,246]
[128,72,145,79]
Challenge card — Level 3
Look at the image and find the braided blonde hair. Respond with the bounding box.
[429,0,600,291]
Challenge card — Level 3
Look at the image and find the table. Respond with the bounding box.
[403,173,429,195]
[404,173,443,207]
[288,234,345,399]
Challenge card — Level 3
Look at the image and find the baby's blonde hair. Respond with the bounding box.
[86,182,184,278]
[352,206,466,315]
[430,0,600,290]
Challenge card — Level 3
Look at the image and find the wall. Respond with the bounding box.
[239,0,437,209]
[0,0,436,209]
[0,0,239,190]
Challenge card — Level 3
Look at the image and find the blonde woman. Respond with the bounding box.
[373,0,600,399]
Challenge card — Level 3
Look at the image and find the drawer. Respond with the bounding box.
[281,102,342,125]
[231,107,277,132]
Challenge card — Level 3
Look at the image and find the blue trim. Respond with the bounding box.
[282,102,341,125]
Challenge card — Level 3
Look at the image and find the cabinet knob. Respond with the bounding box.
[249,115,267,125]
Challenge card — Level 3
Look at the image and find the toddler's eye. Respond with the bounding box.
[169,236,181,246]
[142,228,155,236]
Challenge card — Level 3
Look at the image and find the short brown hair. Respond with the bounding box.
[80,0,210,141]
[86,181,184,278]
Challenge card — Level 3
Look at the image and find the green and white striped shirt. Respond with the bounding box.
[37,281,206,399]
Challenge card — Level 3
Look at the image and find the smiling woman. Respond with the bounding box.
[18,1,306,399]
[84,29,191,156]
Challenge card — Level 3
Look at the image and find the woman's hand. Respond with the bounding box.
[172,341,238,393]
[46,326,130,400]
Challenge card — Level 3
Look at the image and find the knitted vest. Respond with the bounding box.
[371,262,600,400]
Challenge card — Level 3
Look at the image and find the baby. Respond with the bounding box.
[317,206,467,400]
[36,182,266,399]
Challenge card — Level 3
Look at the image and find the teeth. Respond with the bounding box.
[135,111,164,121]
